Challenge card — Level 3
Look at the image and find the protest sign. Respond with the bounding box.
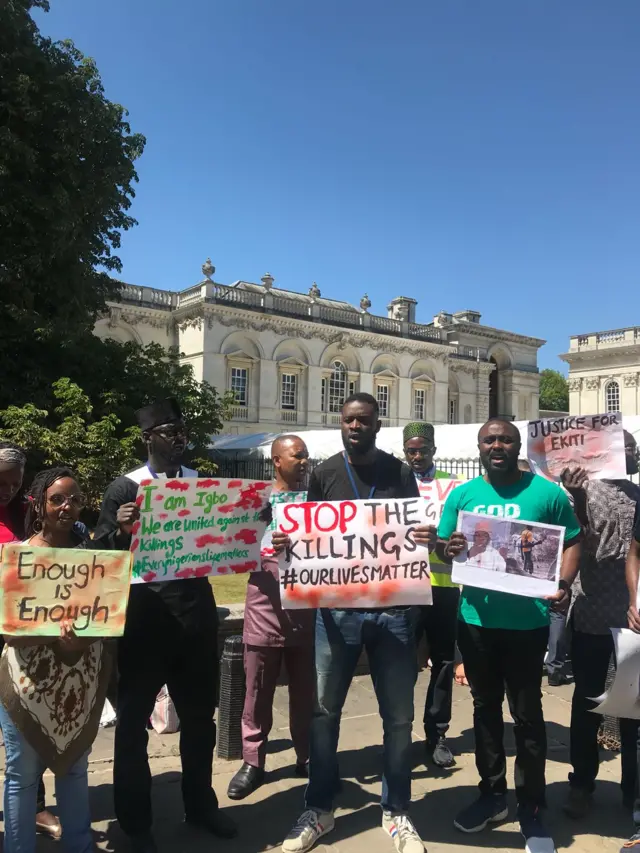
[417,477,465,523]
[276,497,431,609]
[131,477,270,582]
[527,413,625,481]
[590,629,640,720]
[451,511,564,598]
[0,544,132,637]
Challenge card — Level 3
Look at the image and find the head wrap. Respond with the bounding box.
[135,398,182,432]
[403,422,435,445]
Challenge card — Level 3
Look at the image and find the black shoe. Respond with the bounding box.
[563,786,593,819]
[127,832,158,853]
[227,762,265,800]
[427,736,455,768]
[519,804,556,853]
[548,672,570,687]
[186,808,238,838]
[454,794,508,833]
[295,761,309,778]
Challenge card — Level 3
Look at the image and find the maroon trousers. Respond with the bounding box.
[241,644,314,769]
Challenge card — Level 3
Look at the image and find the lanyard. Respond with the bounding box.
[343,452,376,500]
[146,466,182,480]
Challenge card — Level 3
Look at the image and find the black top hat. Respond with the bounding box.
[135,398,182,432]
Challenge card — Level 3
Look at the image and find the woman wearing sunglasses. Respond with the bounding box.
[0,467,112,853]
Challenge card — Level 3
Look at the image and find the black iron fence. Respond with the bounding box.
[211,454,482,481]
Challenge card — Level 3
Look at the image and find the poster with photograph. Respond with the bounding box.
[527,413,625,482]
[451,511,565,598]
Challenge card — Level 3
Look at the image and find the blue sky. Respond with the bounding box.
[35,1,640,372]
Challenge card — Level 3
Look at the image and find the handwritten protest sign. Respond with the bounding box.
[276,498,431,609]
[527,413,625,481]
[417,478,465,523]
[0,545,132,637]
[131,477,270,582]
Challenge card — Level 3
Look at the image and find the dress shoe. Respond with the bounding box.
[227,762,265,800]
[35,809,62,840]
[548,672,570,687]
[127,831,159,853]
[186,808,238,839]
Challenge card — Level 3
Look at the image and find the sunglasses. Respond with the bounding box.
[48,493,87,509]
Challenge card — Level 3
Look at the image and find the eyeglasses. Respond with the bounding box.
[48,493,87,509]
[405,447,435,456]
[151,425,187,440]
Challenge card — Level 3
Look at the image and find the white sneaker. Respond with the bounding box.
[281,809,335,853]
[382,812,425,853]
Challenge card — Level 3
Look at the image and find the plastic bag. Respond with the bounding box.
[100,698,117,728]
[150,685,180,734]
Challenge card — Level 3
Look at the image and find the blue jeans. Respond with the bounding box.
[305,608,417,813]
[546,609,568,676]
[0,702,93,853]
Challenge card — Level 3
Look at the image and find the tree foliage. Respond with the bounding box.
[0,0,145,408]
[539,369,569,412]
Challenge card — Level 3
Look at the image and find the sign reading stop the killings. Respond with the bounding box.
[276,498,431,609]
[130,477,270,582]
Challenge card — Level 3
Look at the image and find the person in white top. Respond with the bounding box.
[466,527,507,573]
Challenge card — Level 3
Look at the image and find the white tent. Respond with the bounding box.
[211,417,640,462]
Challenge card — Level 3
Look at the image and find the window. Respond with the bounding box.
[413,388,426,421]
[376,384,389,418]
[448,397,458,424]
[328,360,347,412]
[280,373,297,410]
[606,380,620,413]
[230,367,248,406]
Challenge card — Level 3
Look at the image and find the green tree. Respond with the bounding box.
[0,379,140,511]
[0,0,145,409]
[539,369,569,412]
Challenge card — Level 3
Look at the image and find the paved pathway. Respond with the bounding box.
[0,671,630,852]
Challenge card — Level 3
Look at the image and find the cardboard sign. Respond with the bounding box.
[276,498,431,609]
[0,545,132,637]
[261,491,307,557]
[131,477,270,582]
[417,477,465,523]
[527,413,625,481]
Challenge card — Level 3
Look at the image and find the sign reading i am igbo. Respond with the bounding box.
[130,477,271,583]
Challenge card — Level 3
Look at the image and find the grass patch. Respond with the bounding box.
[210,573,249,605]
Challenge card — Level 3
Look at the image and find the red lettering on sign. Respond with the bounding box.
[131,538,140,552]
[178,509,191,517]
[230,560,258,574]
[197,479,220,488]
[228,480,242,489]
[175,567,196,579]
[142,571,156,582]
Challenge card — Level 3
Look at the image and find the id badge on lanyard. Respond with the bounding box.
[342,452,377,500]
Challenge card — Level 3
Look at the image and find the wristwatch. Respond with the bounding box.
[558,579,572,595]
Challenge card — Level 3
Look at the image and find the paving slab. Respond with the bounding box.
[0,671,630,852]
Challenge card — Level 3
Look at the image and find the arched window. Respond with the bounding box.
[328,360,347,413]
[606,380,620,413]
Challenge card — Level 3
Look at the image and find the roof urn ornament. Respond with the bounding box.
[360,293,371,312]
[202,258,215,280]
[261,272,274,290]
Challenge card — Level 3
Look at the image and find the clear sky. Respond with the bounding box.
[35,1,640,371]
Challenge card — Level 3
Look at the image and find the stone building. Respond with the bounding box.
[95,259,543,434]
[560,327,640,416]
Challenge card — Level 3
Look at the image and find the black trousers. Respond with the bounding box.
[114,614,219,836]
[414,586,460,742]
[458,620,549,807]
[570,630,638,796]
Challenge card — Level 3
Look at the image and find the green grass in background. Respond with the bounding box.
[210,573,249,605]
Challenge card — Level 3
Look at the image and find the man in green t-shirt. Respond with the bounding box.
[438,418,581,853]
[403,421,459,770]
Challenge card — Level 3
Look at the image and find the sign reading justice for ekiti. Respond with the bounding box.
[131,477,270,582]
[0,544,132,637]
[276,498,432,609]
[527,412,625,482]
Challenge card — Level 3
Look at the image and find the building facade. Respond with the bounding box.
[95,260,544,434]
[560,327,640,416]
